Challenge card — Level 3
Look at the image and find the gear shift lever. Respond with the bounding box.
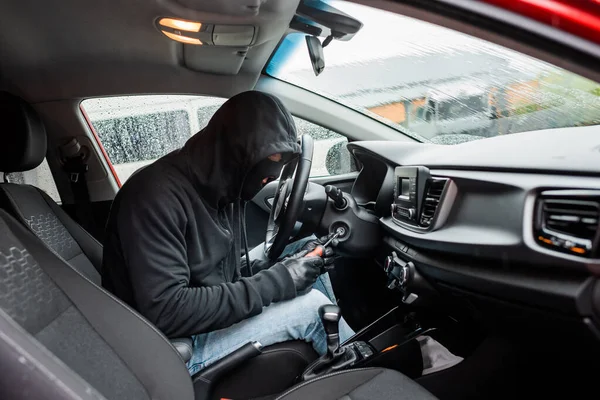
[319,304,341,359]
[303,305,371,381]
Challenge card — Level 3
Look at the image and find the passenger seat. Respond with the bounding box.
[0,92,102,283]
[0,92,102,285]
[0,91,192,362]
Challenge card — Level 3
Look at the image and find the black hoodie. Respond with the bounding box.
[102,91,301,338]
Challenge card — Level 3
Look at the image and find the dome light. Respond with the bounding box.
[159,18,202,32]
[161,31,203,45]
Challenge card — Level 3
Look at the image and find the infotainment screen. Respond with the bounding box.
[392,166,429,224]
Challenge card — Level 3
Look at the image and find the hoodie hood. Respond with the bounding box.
[169,91,301,209]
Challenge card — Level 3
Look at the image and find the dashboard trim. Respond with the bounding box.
[350,138,600,274]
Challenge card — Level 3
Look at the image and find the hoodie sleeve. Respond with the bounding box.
[117,189,297,338]
[240,257,271,275]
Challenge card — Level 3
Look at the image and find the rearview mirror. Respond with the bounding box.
[306,36,325,76]
[297,1,363,39]
[325,141,357,175]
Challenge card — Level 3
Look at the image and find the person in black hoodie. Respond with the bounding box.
[102,91,354,375]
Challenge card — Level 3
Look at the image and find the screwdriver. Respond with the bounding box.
[304,229,343,258]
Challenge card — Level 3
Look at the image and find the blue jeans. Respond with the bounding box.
[186,237,355,375]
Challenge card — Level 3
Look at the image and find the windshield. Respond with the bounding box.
[266,1,600,145]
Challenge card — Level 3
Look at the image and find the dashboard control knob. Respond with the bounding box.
[407,208,416,219]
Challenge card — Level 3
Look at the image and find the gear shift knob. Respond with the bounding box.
[318,305,341,358]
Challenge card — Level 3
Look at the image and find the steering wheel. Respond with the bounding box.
[265,135,314,261]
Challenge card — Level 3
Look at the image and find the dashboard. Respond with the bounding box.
[346,125,600,337]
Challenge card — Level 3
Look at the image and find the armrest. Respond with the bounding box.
[170,337,193,363]
[193,341,262,400]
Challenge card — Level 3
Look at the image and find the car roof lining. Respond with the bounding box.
[0,0,300,103]
[1,0,600,104]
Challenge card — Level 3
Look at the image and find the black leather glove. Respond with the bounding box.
[301,236,337,269]
[281,256,324,295]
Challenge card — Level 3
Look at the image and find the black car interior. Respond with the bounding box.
[4,86,599,400]
[2,59,600,400]
[0,92,441,399]
[2,0,600,399]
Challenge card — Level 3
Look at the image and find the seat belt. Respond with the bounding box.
[60,138,95,233]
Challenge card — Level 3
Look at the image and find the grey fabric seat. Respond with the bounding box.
[0,208,437,399]
[277,368,437,400]
[0,209,194,399]
[0,91,198,361]
[0,91,103,284]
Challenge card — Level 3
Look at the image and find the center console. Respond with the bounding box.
[392,166,427,224]
[300,305,434,382]
[301,305,378,381]
[391,166,453,231]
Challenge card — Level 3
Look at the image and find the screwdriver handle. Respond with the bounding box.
[305,245,325,258]
[304,231,342,258]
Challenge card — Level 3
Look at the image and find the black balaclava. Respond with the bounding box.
[170,91,301,209]
[241,154,294,201]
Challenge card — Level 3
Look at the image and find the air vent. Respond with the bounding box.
[535,194,600,258]
[420,178,448,227]
[543,200,598,238]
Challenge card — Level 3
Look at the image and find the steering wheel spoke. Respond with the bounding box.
[273,178,291,222]
[265,135,314,261]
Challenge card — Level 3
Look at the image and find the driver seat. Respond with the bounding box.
[0,91,318,398]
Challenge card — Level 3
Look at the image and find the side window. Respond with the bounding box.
[82,96,355,182]
[92,111,190,164]
[81,95,226,183]
[197,104,226,128]
[3,159,62,203]
[292,117,354,177]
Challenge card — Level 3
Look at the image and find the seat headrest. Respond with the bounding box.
[0,92,47,173]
